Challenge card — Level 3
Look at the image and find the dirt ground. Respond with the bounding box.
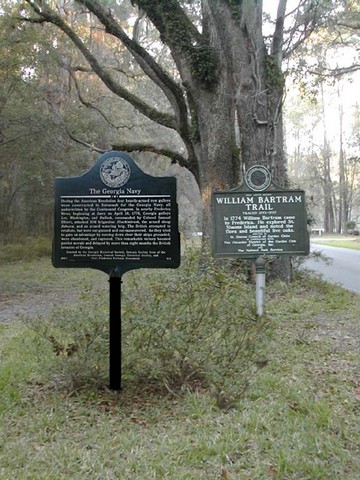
[0,291,78,324]
[312,312,360,353]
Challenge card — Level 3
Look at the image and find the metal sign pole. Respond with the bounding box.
[255,256,266,316]
[109,267,122,390]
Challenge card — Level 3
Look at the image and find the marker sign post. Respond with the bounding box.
[212,166,309,315]
[53,151,180,389]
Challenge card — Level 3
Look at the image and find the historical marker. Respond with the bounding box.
[53,151,180,274]
[212,167,309,258]
[52,151,180,390]
[212,165,309,316]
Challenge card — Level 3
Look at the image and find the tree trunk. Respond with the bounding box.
[24,0,292,281]
[337,83,347,233]
[320,83,335,233]
[190,2,289,281]
[132,0,291,280]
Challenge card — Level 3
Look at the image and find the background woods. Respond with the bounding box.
[0,0,359,246]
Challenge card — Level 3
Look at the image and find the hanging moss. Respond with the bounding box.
[265,55,285,91]
[188,43,218,87]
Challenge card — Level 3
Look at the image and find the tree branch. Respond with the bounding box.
[271,0,287,68]
[76,0,200,176]
[132,0,202,45]
[24,0,177,131]
[75,0,199,177]
[22,0,199,179]
[75,0,186,126]
[131,0,218,87]
[337,21,360,30]
[41,97,106,153]
[282,0,321,59]
[0,129,48,148]
[69,71,137,131]
[309,64,360,78]
[132,8,145,42]
[68,62,144,81]
[67,131,106,153]
[111,142,189,168]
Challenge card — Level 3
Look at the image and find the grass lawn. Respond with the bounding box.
[311,235,360,250]
[0,254,359,479]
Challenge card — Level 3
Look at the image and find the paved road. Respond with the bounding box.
[303,244,360,294]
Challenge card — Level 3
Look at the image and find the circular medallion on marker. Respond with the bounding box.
[100,157,131,188]
[245,165,271,191]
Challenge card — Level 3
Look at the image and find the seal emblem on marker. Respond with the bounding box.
[245,165,271,192]
[100,157,131,188]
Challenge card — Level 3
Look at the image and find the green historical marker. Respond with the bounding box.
[212,166,309,258]
[53,151,180,274]
[212,165,310,316]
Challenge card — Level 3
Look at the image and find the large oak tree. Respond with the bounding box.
[20,0,330,279]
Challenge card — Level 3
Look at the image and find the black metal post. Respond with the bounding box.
[109,267,122,390]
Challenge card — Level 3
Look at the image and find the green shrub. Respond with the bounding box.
[23,250,271,406]
[122,250,271,401]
